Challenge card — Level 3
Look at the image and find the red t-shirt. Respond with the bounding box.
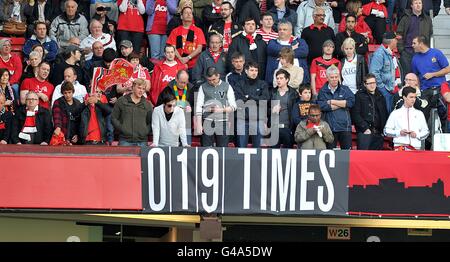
[441,81,450,121]
[166,25,206,69]
[117,0,145,33]
[20,77,55,109]
[223,21,232,52]
[0,54,22,85]
[310,57,341,93]
[149,0,168,35]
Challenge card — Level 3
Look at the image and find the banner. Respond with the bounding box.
[141,148,349,215]
[92,58,134,92]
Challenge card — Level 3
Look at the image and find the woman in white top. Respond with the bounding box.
[151,91,189,147]
[340,38,367,94]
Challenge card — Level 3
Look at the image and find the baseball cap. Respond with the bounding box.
[120,40,133,48]
[383,31,396,40]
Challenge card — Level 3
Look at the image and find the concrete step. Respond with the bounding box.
[433,36,450,49]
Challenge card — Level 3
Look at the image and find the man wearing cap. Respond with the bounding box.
[80,19,116,61]
[23,21,59,63]
[310,40,341,96]
[0,39,22,99]
[119,39,152,71]
[369,31,398,113]
[50,0,89,49]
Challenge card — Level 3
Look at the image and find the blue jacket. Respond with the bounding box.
[369,45,395,92]
[145,0,177,33]
[265,37,309,84]
[317,83,355,132]
[22,36,59,62]
[268,6,298,32]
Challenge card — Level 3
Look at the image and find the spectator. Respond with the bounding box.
[209,1,242,53]
[20,61,54,110]
[234,62,270,148]
[91,3,117,36]
[340,37,367,94]
[255,12,279,44]
[351,73,388,150]
[269,69,299,148]
[21,51,42,82]
[362,0,387,44]
[0,68,19,113]
[166,6,206,72]
[118,39,152,71]
[268,0,298,31]
[296,0,335,37]
[79,89,112,145]
[0,0,26,27]
[112,78,152,146]
[227,17,267,79]
[156,70,194,109]
[145,0,177,60]
[310,40,340,96]
[294,104,334,149]
[0,93,13,144]
[272,47,304,89]
[392,73,429,115]
[90,0,119,22]
[411,35,450,109]
[397,0,432,80]
[166,0,204,36]
[0,38,22,99]
[317,65,354,149]
[80,19,116,61]
[84,41,105,72]
[266,20,309,85]
[23,21,58,63]
[50,45,87,87]
[338,0,372,43]
[225,51,246,89]
[52,81,83,145]
[384,86,429,150]
[12,91,53,145]
[291,83,316,130]
[300,7,335,64]
[192,34,227,87]
[24,0,60,33]
[50,0,89,49]
[369,31,398,113]
[195,66,237,147]
[334,13,368,59]
[150,45,187,106]
[51,67,88,107]
[151,91,189,147]
[117,0,146,51]
[202,0,223,33]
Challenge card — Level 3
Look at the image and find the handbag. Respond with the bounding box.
[2,21,27,36]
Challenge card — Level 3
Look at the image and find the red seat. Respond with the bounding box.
[0,36,25,60]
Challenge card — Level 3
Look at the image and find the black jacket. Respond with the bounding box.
[79,102,112,144]
[209,20,242,40]
[340,54,368,92]
[335,31,368,59]
[0,110,13,143]
[12,106,53,144]
[237,0,260,26]
[227,33,267,79]
[268,87,299,127]
[156,80,196,108]
[351,88,388,133]
[202,4,222,33]
[234,77,271,121]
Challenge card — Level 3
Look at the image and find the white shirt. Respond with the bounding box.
[80,33,116,60]
[341,56,358,94]
[384,105,429,149]
[51,81,88,108]
[152,105,188,147]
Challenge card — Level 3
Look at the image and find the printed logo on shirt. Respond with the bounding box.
[162,75,175,82]
[320,69,327,79]
[431,57,437,63]
[36,85,47,94]
[219,91,226,99]
[155,4,167,12]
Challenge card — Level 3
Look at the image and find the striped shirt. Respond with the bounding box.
[255,28,278,44]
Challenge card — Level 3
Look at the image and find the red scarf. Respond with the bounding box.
[22,109,37,133]
[306,120,320,129]
[245,34,255,45]
[209,48,221,63]
[212,4,221,14]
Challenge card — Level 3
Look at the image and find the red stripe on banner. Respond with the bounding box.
[347,211,450,217]
[0,154,142,210]
[349,151,450,196]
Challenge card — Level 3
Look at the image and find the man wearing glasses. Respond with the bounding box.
[351,73,388,150]
[192,34,227,87]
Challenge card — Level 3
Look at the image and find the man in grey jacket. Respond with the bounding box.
[111,78,153,146]
[50,0,89,50]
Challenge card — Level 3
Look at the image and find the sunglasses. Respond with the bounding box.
[165,103,175,108]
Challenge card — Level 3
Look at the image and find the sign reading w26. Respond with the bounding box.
[141,147,350,215]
